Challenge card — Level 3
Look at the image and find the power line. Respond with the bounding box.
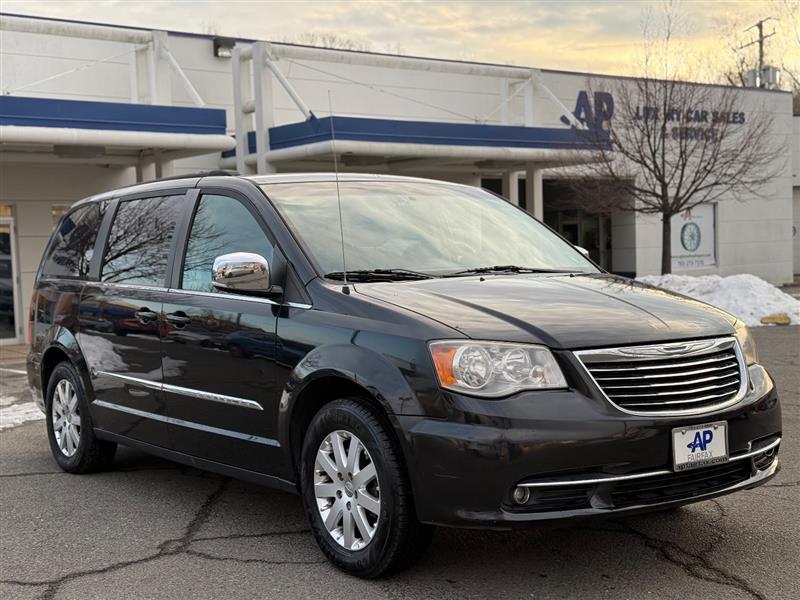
[283,58,480,122]
[2,46,143,96]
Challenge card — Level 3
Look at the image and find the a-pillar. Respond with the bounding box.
[525,163,543,219]
[501,171,519,206]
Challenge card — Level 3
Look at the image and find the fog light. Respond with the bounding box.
[512,486,531,505]
[753,448,777,471]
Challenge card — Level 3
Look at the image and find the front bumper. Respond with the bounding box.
[398,364,781,528]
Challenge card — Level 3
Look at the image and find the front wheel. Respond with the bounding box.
[300,398,432,578]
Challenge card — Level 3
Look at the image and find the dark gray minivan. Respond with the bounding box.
[27,173,781,577]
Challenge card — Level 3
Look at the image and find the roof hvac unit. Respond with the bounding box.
[746,66,781,88]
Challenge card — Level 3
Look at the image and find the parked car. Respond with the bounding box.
[27,173,781,577]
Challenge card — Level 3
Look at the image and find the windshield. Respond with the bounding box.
[261,181,598,277]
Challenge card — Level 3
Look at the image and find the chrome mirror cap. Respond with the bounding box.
[212,252,271,294]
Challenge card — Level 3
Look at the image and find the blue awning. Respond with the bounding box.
[224,115,607,158]
[0,95,227,135]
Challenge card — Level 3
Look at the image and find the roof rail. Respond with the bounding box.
[153,169,239,183]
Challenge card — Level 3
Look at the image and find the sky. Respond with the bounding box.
[2,0,798,82]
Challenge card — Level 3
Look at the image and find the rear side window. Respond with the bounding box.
[101,196,181,287]
[181,194,273,293]
[41,203,104,279]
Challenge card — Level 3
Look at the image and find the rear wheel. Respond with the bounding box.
[300,398,433,578]
[46,362,116,473]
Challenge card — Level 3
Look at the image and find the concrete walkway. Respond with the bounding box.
[0,344,28,367]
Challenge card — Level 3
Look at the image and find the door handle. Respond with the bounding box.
[166,312,191,327]
[134,308,158,323]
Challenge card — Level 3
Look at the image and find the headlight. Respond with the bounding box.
[734,321,758,365]
[429,340,567,397]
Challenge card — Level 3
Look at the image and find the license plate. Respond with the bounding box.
[672,421,728,471]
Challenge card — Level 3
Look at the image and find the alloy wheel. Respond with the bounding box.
[52,379,81,457]
[314,430,381,551]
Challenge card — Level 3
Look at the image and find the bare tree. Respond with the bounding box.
[287,32,373,52]
[283,32,404,55]
[562,5,786,275]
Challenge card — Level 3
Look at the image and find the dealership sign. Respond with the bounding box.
[671,204,716,270]
[560,91,614,129]
[561,91,746,142]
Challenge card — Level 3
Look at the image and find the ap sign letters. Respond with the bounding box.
[560,91,614,129]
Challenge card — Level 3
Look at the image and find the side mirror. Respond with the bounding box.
[576,246,590,258]
[212,252,278,296]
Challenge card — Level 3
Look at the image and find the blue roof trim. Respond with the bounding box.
[223,116,607,157]
[0,96,227,135]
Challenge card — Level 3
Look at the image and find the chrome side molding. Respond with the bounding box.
[165,287,312,310]
[93,370,263,411]
[63,279,313,310]
[92,400,279,447]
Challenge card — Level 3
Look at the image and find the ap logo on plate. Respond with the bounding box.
[687,429,714,452]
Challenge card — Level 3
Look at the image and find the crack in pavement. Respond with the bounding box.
[0,478,317,599]
[583,502,766,600]
[185,548,324,566]
[192,528,311,543]
[0,466,190,479]
[617,520,767,600]
[0,471,63,478]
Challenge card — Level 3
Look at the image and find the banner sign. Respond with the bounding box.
[671,204,716,270]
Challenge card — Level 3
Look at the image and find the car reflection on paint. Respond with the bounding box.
[223,330,275,359]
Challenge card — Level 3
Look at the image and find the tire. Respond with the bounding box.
[300,398,433,578]
[45,361,117,473]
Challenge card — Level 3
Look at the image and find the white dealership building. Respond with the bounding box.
[1,12,798,343]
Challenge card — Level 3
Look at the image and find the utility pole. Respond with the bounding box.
[739,17,777,88]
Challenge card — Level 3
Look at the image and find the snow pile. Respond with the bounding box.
[636,274,800,327]
[0,402,44,430]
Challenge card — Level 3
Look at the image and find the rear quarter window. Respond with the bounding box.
[41,203,104,279]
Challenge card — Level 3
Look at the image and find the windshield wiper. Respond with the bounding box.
[324,268,435,282]
[444,265,578,277]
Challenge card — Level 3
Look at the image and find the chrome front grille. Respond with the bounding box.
[576,337,747,415]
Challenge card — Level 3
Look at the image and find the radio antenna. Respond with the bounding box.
[328,90,349,294]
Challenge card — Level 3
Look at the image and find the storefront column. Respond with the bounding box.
[501,171,519,205]
[153,151,175,180]
[525,164,543,219]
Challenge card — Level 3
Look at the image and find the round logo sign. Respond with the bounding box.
[680,222,701,252]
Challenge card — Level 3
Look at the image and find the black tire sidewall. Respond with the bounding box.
[45,362,92,472]
[300,399,404,577]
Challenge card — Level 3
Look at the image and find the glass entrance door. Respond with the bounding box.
[543,209,611,270]
[0,216,20,343]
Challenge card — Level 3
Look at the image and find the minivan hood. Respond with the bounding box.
[355,273,737,349]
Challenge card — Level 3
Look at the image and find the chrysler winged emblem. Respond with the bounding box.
[617,340,717,358]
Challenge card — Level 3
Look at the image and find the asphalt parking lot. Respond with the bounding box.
[1,326,797,600]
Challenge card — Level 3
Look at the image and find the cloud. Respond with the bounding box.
[1,0,791,77]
